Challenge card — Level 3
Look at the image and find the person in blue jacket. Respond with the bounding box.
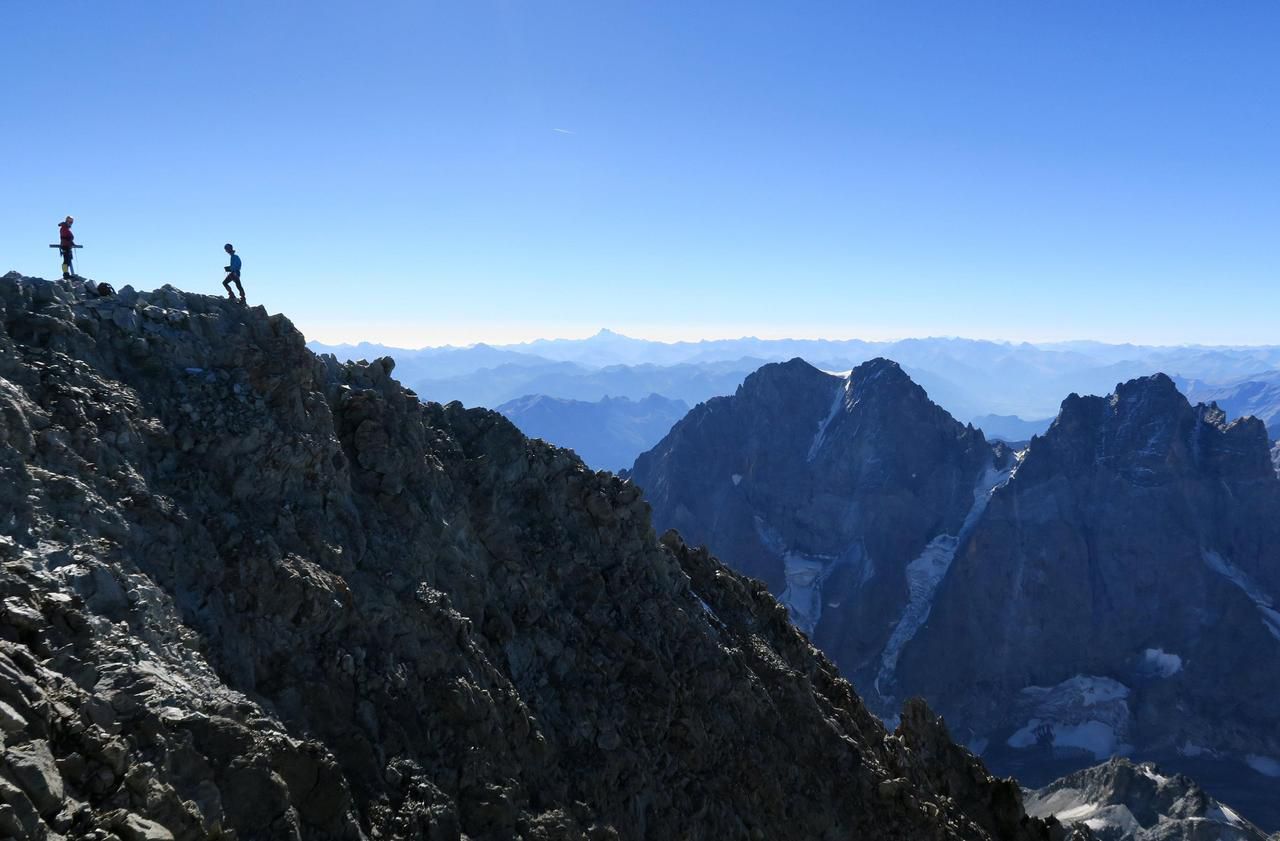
[222,243,245,303]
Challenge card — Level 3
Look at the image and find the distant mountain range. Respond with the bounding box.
[628,357,1280,830]
[1176,372,1280,440]
[971,413,1055,442]
[310,332,1280,473]
[496,393,688,472]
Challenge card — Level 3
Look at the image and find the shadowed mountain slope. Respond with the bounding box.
[632,359,1280,831]
[0,273,1082,841]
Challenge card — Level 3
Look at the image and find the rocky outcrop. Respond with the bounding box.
[1027,758,1270,840]
[0,272,1076,840]
[897,700,1091,841]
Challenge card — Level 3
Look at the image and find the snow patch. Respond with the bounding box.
[1140,648,1182,677]
[1139,764,1170,785]
[1202,549,1280,641]
[807,380,849,462]
[1209,804,1248,828]
[1047,802,1141,837]
[779,554,828,637]
[1009,719,1123,760]
[1007,676,1132,760]
[1245,754,1280,777]
[1055,802,1099,821]
[754,517,837,637]
[874,461,1013,698]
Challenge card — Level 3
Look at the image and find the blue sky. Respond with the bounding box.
[2,2,1277,346]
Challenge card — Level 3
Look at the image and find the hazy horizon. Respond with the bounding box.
[307,326,1280,354]
[6,3,1278,348]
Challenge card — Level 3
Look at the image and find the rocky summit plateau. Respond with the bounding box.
[630,357,1280,830]
[0,272,1096,840]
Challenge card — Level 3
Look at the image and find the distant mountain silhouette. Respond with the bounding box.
[311,333,1280,435]
[498,393,689,471]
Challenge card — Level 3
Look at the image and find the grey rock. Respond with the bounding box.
[0,699,27,733]
[107,811,176,841]
[5,740,64,817]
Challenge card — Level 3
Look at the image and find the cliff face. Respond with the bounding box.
[631,360,1280,830]
[630,357,1002,682]
[0,274,1075,841]
[905,375,1280,754]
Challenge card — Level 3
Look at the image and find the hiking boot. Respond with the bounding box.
[227,292,236,301]
[239,296,247,305]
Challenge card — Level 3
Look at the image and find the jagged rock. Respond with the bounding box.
[0,274,1086,840]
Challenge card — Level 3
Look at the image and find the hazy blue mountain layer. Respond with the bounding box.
[971,413,1054,443]
[1176,372,1280,440]
[311,333,1280,440]
[497,393,689,472]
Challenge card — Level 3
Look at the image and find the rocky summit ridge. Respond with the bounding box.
[0,272,1087,840]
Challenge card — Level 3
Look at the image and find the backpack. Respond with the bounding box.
[96,282,115,297]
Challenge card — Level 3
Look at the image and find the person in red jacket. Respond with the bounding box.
[58,216,76,279]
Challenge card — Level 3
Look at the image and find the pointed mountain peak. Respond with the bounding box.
[848,357,916,391]
[736,358,837,400]
[844,357,940,413]
[1110,372,1184,410]
[851,356,907,379]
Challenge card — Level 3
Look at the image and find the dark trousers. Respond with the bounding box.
[60,248,74,278]
[223,271,244,299]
